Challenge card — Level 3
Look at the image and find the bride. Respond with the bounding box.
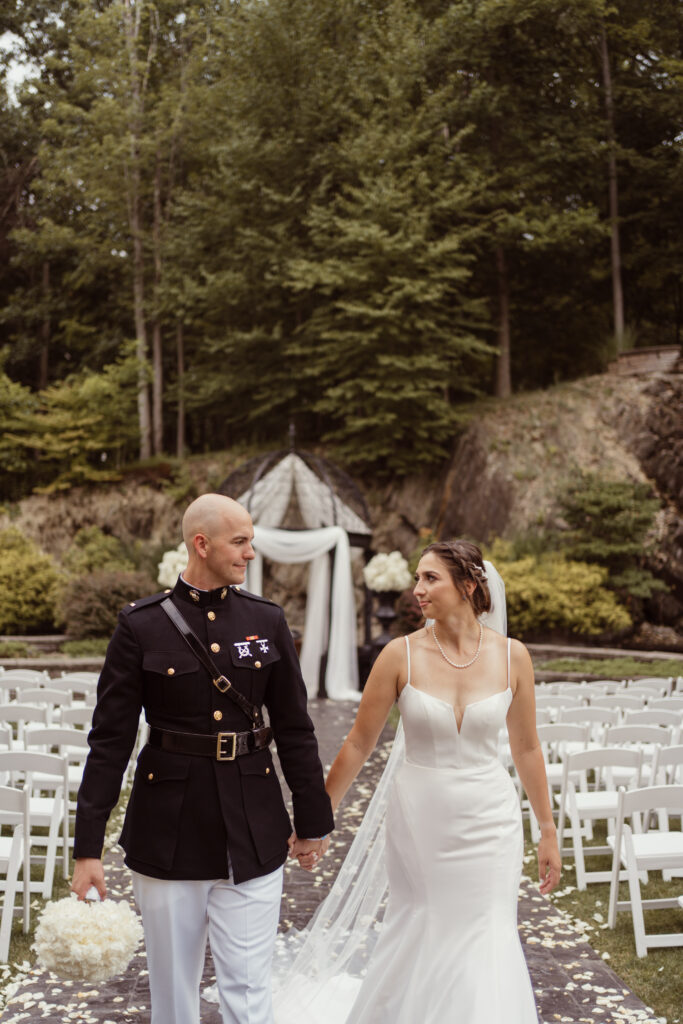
[276,539,561,1023]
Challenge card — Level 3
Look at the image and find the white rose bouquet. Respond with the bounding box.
[34,896,144,983]
[157,541,187,588]
[363,551,413,592]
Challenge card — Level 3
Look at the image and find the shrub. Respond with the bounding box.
[58,569,156,639]
[558,473,665,601]
[0,528,62,633]
[62,526,135,575]
[60,637,110,657]
[487,541,631,639]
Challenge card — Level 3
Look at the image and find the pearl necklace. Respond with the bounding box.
[432,621,483,669]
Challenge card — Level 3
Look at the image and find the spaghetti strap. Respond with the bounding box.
[506,637,511,690]
[404,635,411,686]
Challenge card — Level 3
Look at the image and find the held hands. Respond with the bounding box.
[537,826,562,896]
[71,857,107,901]
[288,832,330,872]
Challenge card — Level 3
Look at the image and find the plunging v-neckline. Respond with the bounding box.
[406,682,510,735]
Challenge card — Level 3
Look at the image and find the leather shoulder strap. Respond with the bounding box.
[160,599,263,728]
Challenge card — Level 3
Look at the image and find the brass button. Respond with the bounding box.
[147,772,154,781]
[211,642,220,653]
[129,602,136,607]
[254,660,262,669]
[265,767,270,775]
[167,667,175,676]
[234,585,241,592]
[207,611,216,621]
[164,589,171,594]
[213,710,223,722]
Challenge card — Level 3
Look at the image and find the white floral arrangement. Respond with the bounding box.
[157,540,187,588]
[34,896,144,983]
[362,551,413,592]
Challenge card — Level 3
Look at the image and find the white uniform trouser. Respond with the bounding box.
[132,867,284,1024]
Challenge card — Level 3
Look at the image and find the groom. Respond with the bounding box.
[72,493,334,1024]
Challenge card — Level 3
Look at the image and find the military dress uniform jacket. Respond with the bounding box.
[74,577,334,884]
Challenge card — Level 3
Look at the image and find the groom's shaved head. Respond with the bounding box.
[182,493,250,547]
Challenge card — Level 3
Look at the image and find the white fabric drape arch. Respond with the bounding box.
[245,525,359,701]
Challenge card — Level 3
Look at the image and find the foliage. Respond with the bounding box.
[0,0,681,481]
[0,528,61,633]
[537,655,683,678]
[60,637,110,657]
[0,640,31,657]
[0,364,38,499]
[3,344,142,494]
[62,526,135,575]
[58,569,156,638]
[558,473,665,600]
[487,541,631,639]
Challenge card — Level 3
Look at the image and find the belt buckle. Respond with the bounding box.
[214,675,231,693]
[216,732,237,761]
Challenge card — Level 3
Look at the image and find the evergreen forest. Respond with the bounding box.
[0,0,681,495]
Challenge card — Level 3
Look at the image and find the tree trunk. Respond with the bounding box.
[601,24,625,351]
[495,246,511,398]
[124,0,152,460]
[38,260,50,389]
[152,148,164,454]
[176,322,186,458]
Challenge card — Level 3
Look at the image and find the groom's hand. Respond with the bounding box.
[288,834,330,871]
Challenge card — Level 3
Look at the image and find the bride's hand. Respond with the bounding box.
[537,829,561,895]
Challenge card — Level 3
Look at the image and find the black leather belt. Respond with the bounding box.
[148,725,273,762]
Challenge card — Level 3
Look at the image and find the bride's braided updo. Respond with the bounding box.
[420,540,491,617]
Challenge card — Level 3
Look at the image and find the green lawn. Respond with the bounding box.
[536,656,683,679]
[526,820,683,1023]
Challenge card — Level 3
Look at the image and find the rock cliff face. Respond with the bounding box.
[433,364,683,614]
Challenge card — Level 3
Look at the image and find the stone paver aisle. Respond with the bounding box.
[2,700,659,1023]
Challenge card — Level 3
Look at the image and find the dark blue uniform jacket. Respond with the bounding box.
[74,576,334,883]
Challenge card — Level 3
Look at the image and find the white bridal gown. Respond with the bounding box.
[274,634,539,1024]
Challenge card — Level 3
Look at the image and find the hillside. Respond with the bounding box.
[2,364,682,638]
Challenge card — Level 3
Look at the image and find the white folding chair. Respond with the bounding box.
[528,723,590,842]
[623,709,682,739]
[0,750,68,893]
[629,676,674,696]
[650,696,683,712]
[555,746,643,889]
[0,786,30,937]
[535,694,585,719]
[0,705,50,745]
[605,723,674,785]
[24,727,90,817]
[587,679,625,693]
[0,669,50,689]
[17,687,73,722]
[607,784,683,956]
[590,694,646,715]
[650,746,683,876]
[535,707,552,725]
[58,706,93,729]
[0,825,25,961]
[557,705,619,745]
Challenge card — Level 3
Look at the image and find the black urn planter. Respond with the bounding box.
[371,589,402,660]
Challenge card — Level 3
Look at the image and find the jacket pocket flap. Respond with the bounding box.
[143,649,198,678]
[136,744,192,783]
[229,642,280,671]
[237,748,274,777]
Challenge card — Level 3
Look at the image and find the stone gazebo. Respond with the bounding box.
[219,449,372,699]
